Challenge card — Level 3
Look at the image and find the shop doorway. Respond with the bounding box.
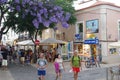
[83,44,97,58]
[90,44,97,58]
[78,44,83,53]
[83,44,98,68]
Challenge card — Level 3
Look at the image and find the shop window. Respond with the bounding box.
[109,48,117,54]
[79,23,83,33]
[78,44,83,53]
[91,45,97,57]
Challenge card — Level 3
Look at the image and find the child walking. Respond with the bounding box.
[36,53,48,80]
[54,54,65,80]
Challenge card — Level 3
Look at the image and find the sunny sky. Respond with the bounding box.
[73,0,120,10]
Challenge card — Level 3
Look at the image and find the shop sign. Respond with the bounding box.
[84,39,99,44]
[35,40,40,45]
[75,34,81,40]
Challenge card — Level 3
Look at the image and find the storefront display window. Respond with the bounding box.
[109,48,117,54]
[82,44,91,60]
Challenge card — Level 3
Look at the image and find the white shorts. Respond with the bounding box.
[21,57,25,62]
[2,59,8,66]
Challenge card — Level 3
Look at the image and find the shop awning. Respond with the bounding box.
[84,39,99,44]
[16,38,67,45]
[16,40,34,46]
[109,41,120,48]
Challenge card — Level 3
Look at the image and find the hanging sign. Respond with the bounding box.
[84,39,99,44]
[35,40,40,45]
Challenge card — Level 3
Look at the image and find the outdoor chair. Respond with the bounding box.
[109,67,120,80]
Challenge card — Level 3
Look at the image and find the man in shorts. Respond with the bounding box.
[36,53,48,80]
[70,50,81,80]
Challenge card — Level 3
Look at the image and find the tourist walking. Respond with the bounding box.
[36,53,48,80]
[70,50,81,80]
[0,50,3,67]
[54,54,65,80]
[1,46,8,70]
[20,49,25,65]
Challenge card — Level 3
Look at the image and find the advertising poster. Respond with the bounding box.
[86,19,99,33]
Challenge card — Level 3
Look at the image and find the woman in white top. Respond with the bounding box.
[54,54,65,80]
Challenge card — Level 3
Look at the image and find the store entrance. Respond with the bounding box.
[90,44,97,59]
[74,44,97,59]
[83,44,97,59]
[78,44,83,53]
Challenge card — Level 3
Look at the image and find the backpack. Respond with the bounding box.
[72,56,81,67]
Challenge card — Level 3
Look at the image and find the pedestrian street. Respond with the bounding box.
[1,62,119,80]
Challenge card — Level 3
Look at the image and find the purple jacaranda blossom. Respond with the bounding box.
[21,3,25,8]
[38,17,42,23]
[30,11,36,16]
[53,6,58,11]
[60,17,65,22]
[22,1,25,5]
[37,13,41,18]
[56,6,62,11]
[50,16,58,23]
[22,14,25,19]
[37,13,42,22]
[32,6,37,11]
[6,0,71,29]
[44,13,48,19]
[32,19,39,29]
[56,12,63,19]
[14,0,19,3]
[16,5,21,12]
[30,11,34,15]
[25,9,29,14]
[62,22,69,28]
[33,13,36,16]
[49,10,53,13]
[43,21,50,27]
[23,0,30,3]
[65,12,71,21]
[21,0,30,7]
[29,1,33,6]
[38,2,43,7]
[39,9,44,14]
[43,8,47,13]
[9,6,14,11]
[0,0,7,4]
